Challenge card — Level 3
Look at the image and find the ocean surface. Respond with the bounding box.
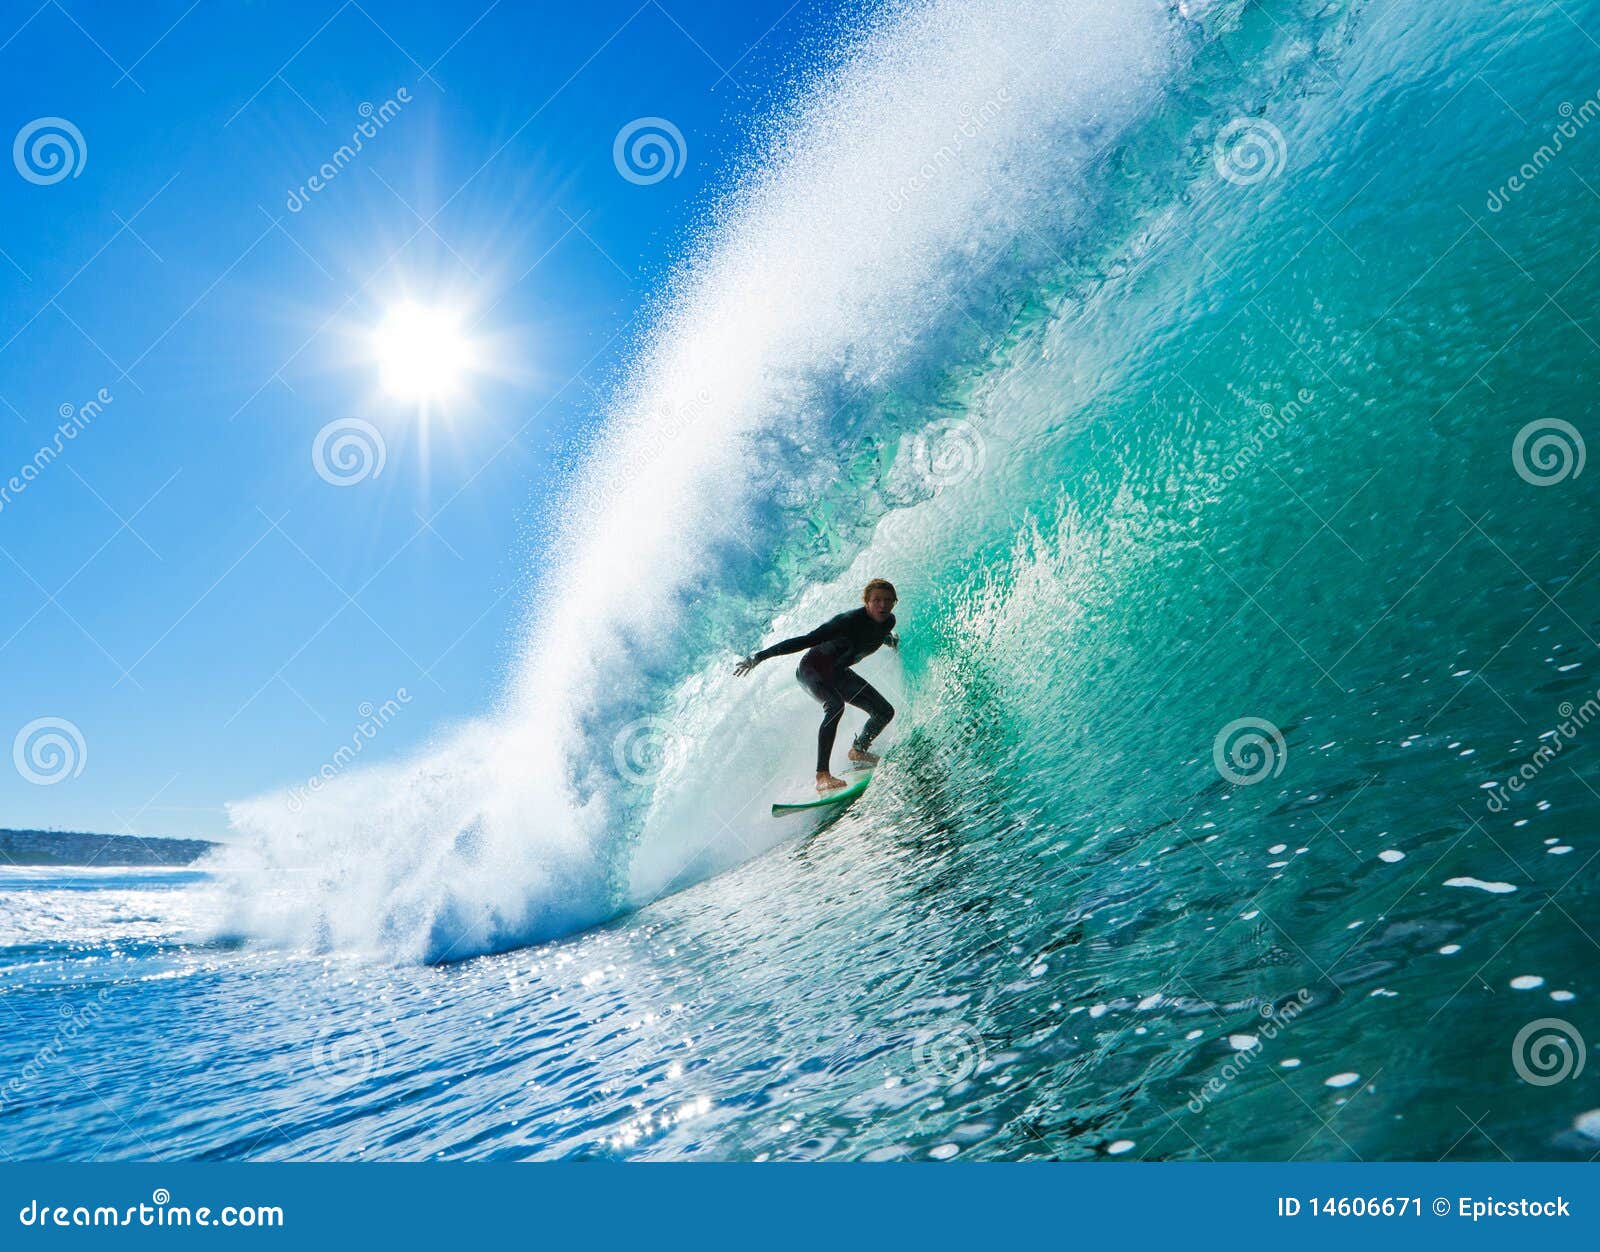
[6,0,1600,1161]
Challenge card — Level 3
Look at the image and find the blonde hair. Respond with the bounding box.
[862,578,898,603]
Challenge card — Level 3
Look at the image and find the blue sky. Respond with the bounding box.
[0,0,832,838]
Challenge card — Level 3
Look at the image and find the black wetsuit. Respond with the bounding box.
[754,607,897,773]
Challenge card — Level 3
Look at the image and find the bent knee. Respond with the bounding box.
[881,702,896,723]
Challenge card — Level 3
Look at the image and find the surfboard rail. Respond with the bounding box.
[770,770,873,815]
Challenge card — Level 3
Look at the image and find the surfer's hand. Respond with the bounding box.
[734,655,759,677]
[886,632,899,649]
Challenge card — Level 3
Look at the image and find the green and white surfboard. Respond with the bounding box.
[770,770,873,816]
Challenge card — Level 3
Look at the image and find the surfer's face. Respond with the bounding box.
[864,590,896,622]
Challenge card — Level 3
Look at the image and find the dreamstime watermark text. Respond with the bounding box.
[1483,688,1600,812]
[286,89,412,212]
[1187,991,1311,1113]
[1487,89,1600,213]
[887,87,1012,212]
[0,389,113,513]
[0,989,110,1111]
[1220,388,1314,484]
[286,690,411,813]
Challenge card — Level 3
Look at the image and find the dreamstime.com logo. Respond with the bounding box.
[13,116,86,185]
[1512,418,1585,486]
[1213,117,1286,186]
[17,1189,284,1229]
[1212,717,1286,786]
[613,117,687,185]
[312,418,386,486]
[1512,1018,1586,1086]
[12,718,87,786]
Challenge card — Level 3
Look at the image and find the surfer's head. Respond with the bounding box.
[862,578,897,622]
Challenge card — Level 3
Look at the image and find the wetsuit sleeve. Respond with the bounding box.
[751,613,852,662]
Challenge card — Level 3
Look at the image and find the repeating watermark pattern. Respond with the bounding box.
[1487,89,1600,213]
[312,418,386,486]
[0,389,113,514]
[13,718,87,786]
[1187,991,1312,1113]
[1219,388,1314,484]
[612,117,687,185]
[910,1018,987,1084]
[1213,117,1286,186]
[285,88,412,212]
[910,418,986,490]
[13,116,86,185]
[612,716,673,783]
[1511,417,1585,485]
[285,690,411,814]
[886,86,1012,212]
[1483,688,1600,812]
[1512,1017,1586,1086]
[1212,717,1287,785]
[309,1024,384,1090]
[0,989,111,1111]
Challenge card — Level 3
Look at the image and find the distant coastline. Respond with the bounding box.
[0,829,217,867]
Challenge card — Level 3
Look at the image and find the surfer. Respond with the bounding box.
[734,579,899,792]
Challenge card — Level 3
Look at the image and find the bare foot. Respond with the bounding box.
[816,772,848,793]
[847,747,880,767]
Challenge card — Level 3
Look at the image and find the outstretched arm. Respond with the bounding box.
[733,615,849,677]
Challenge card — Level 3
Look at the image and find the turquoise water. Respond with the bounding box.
[6,0,1600,1160]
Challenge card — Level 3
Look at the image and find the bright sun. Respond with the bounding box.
[372,302,475,402]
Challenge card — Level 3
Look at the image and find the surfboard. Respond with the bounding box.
[771,770,872,816]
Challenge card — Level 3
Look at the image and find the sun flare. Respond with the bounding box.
[372,302,476,402]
